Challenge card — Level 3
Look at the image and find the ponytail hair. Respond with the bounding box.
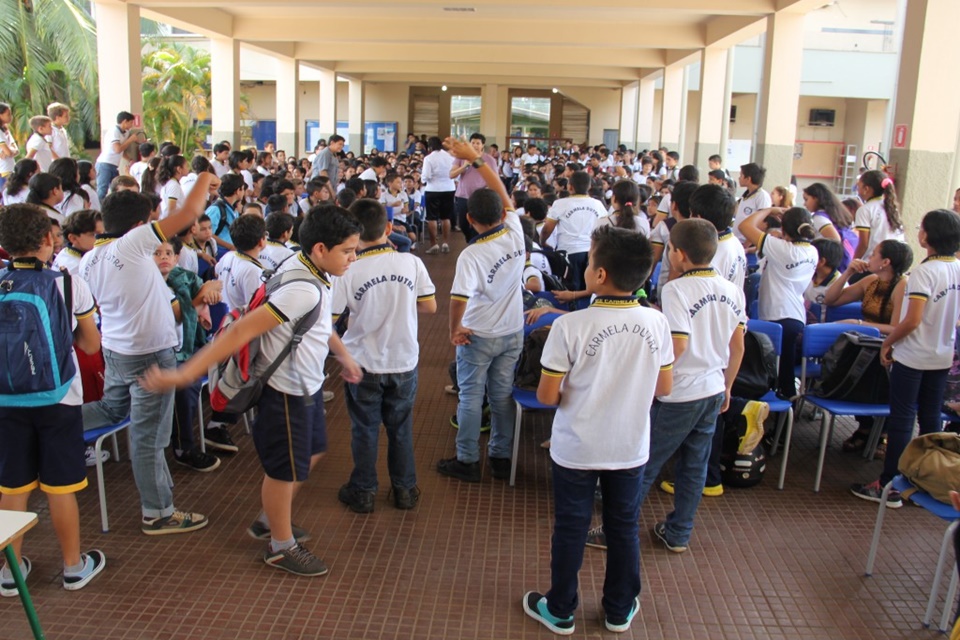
[781,206,816,242]
[139,156,162,195]
[157,154,187,186]
[48,158,88,207]
[611,180,640,231]
[803,182,852,228]
[860,170,902,232]
[876,239,913,317]
[4,159,39,197]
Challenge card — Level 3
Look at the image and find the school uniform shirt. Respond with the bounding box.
[405,189,423,214]
[177,245,199,274]
[130,160,150,186]
[658,268,746,403]
[331,244,435,373]
[2,188,28,206]
[180,173,199,200]
[240,169,254,192]
[215,251,265,311]
[27,133,55,171]
[39,203,65,225]
[380,190,408,223]
[854,197,905,258]
[259,241,295,272]
[53,246,84,276]
[0,128,16,175]
[756,233,818,323]
[359,167,378,182]
[546,195,607,255]
[43,267,96,406]
[95,125,127,167]
[733,188,772,243]
[541,296,674,470]
[212,159,230,178]
[51,125,70,160]
[811,211,835,239]
[79,222,179,356]
[520,153,542,166]
[649,219,672,289]
[159,179,184,220]
[529,243,552,276]
[657,193,672,215]
[257,254,334,396]
[57,191,87,218]
[81,184,101,211]
[712,228,748,291]
[522,262,544,292]
[892,256,960,370]
[451,213,525,339]
[594,212,651,237]
[535,220,557,250]
[803,270,841,306]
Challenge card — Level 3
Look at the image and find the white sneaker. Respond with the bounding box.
[411,243,418,252]
[85,446,110,467]
[0,557,31,598]
[323,390,334,402]
[441,243,450,254]
[426,245,440,255]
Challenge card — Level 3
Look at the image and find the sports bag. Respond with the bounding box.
[731,331,777,400]
[898,432,960,503]
[514,326,552,391]
[530,248,569,287]
[208,268,324,414]
[815,332,888,404]
[0,262,76,406]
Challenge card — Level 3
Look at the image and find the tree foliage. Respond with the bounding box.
[141,41,212,155]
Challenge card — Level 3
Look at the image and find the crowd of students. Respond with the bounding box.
[1,99,960,636]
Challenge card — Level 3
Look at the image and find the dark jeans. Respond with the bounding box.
[773,318,804,398]
[566,251,588,292]
[344,369,418,492]
[171,378,202,452]
[707,396,749,487]
[546,462,643,621]
[455,196,477,242]
[95,162,119,202]
[880,362,948,485]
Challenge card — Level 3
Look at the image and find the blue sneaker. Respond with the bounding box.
[605,596,640,632]
[522,591,574,635]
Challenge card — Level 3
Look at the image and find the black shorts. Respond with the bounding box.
[252,386,327,482]
[0,404,87,495]
[425,191,455,222]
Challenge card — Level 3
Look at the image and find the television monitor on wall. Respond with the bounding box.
[809,108,836,127]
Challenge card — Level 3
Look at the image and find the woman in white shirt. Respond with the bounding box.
[853,170,904,261]
[421,136,455,254]
[158,155,188,220]
[2,159,38,206]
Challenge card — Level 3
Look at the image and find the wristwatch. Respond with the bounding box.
[471,157,485,169]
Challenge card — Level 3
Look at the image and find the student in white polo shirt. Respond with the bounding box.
[852,169,905,262]
[332,199,436,514]
[95,111,140,201]
[522,225,673,637]
[260,213,296,271]
[47,103,72,160]
[732,163,772,244]
[739,206,818,398]
[689,183,747,291]
[852,209,960,507]
[438,137,526,484]
[539,171,606,291]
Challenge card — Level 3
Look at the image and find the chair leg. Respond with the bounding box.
[509,400,522,487]
[197,384,207,454]
[110,433,120,462]
[864,480,894,575]
[924,520,960,628]
[814,412,834,493]
[939,563,959,632]
[769,412,786,457]
[243,411,252,435]
[776,408,794,490]
[863,417,886,461]
[95,434,109,533]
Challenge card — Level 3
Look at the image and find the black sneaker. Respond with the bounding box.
[522,591,575,635]
[391,485,421,510]
[204,427,238,453]
[174,448,221,473]
[585,525,607,550]
[338,484,375,514]
[246,520,311,542]
[263,543,329,577]
[850,480,902,508]
[605,596,640,633]
[62,550,106,591]
[142,510,209,536]
[488,457,511,480]
[652,521,687,553]
[436,457,481,482]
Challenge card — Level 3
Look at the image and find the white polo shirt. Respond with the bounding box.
[216,251,265,311]
[257,254,334,396]
[658,268,746,403]
[541,297,674,470]
[713,229,748,291]
[95,126,126,167]
[594,212,650,237]
[79,222,179,356]
[522,262,544,292]
[51,126,70,160]
[159,179,184,220]
[332,245,435,373]
[733,188,772,243]
[27,134,54,171]
[811,211,835,239]
[546,195,607,254]
[259,241,295,272]
[892,256,960,370]
[649,218,672,289]
[57,192,87,218]
[855,197,904,258]
[451,212,525,339]
[52,246,84,277]
[130,160,150,186]
[757,233,818,323]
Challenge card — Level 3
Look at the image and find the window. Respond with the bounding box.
[450,95,481,138]
[510,96,550,142]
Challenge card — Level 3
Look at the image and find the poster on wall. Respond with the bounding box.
[364,122,398,153]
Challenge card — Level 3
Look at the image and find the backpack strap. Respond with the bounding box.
[59,268,72,315]
[214,199,231,236]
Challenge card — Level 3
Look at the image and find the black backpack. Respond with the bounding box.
[514,326,552,391]
[531,248,569,287]
[731,331,778,400]
[815,332,889,404]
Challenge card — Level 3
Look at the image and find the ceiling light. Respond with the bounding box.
[552,88,559,93]
[443,7,476,11]
[441,85,448,91]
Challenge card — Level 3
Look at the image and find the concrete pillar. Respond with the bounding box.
[719,47,735,170]
[276,58,300,158]
[620,82,639,150]
[678,67,691,162]
[659,64,684,151]
[636,77,657,152]
[94,1,142,163]
[318,67,337,142]
[695,48,729,174]
[348,78,365,154]
[754,12,804,188]
[210,37,241,148]
[480,84,501,148]
[887,0,960,248]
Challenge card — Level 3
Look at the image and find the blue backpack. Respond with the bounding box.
[0,262,77,407]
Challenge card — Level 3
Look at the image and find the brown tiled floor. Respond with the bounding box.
[3,234,954,639]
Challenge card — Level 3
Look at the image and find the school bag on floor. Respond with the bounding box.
[731,331,777,400]
[815,332,888,404]
[514,326,553,391]
[208,267,324,414]
[897,432,960,504]
[0,263,76,406]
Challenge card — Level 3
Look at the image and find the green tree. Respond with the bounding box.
[141,41,212,155]
[0,0,99,151]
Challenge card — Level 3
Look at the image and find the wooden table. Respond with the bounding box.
[0,510,44,640]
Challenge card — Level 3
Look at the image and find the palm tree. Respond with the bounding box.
[141,41,212,155]
[0,0,99,150]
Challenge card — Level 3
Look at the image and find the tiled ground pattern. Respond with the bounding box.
[2,235,953,640]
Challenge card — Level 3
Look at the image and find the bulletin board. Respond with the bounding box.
[792,140,842,179]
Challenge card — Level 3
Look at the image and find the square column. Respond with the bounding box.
[659,64,684,151]
[211,37,241,148]
[318,67,337,143]
[276,58,300,157]
[694,47,729,174]
[754,11,804,188]
[636,77,657,152]
[95,2,142,147]
[348,79,365,154]
[480,84,501,148]
[620,82,639,150]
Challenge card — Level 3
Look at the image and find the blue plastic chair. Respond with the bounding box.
[865,475,960,631]
[83,417,131,532]
[798,322,884,492]
[746,320,796,490]
[825,301,863,322]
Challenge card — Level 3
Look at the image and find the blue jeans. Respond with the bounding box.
[641,393,725,546]
[880,362,948,485]
[344,369,418,492]
[82,348,177,519]
[455,196,477,242]
[95,162,119,202]
[455,330,523,463]
[547,462,643,620]
[567,251,588,292]
[389,231,412,253]
[171,377,201,452]
[773,318,804,397]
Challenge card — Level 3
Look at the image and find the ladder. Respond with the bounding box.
[836,144,859,196]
